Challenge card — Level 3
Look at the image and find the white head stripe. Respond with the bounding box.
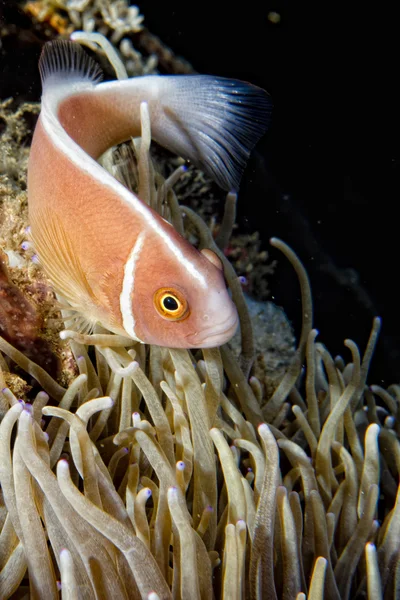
[120,232,145,338]
[41,90,207,288]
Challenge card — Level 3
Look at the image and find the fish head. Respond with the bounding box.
[130,240,238,348]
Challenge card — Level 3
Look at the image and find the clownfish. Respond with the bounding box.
[27,40,271,348]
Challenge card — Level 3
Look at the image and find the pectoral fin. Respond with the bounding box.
[30,209,97,312]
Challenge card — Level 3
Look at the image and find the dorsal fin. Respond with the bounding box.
[39,40,103,90]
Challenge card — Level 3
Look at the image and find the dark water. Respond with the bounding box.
[1,0,398,385]
[138,1,399,386]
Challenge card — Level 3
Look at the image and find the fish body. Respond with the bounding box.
[28,41,272,348]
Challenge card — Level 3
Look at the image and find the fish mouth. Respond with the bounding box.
[187,312,239,348]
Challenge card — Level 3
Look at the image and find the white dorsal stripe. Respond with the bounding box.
[40,88,207,288]
[120,231,146,339]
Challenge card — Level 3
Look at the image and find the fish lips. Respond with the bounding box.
[186,311,239,348]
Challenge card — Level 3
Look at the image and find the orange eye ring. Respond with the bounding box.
[153,287,189,321]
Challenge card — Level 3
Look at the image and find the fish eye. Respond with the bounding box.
[153,287,189,321]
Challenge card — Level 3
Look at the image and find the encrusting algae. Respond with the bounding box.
[1,23,400,600]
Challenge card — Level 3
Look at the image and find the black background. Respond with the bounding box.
[1,1,399,385]
[130,2,400,386]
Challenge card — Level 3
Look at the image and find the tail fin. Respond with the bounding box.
[151,75,272,190]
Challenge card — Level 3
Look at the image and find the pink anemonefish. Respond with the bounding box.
[27,40,272,348]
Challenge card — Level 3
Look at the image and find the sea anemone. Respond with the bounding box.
[1,33,400,600]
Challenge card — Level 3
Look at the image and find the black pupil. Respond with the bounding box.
[163,296,179,311]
